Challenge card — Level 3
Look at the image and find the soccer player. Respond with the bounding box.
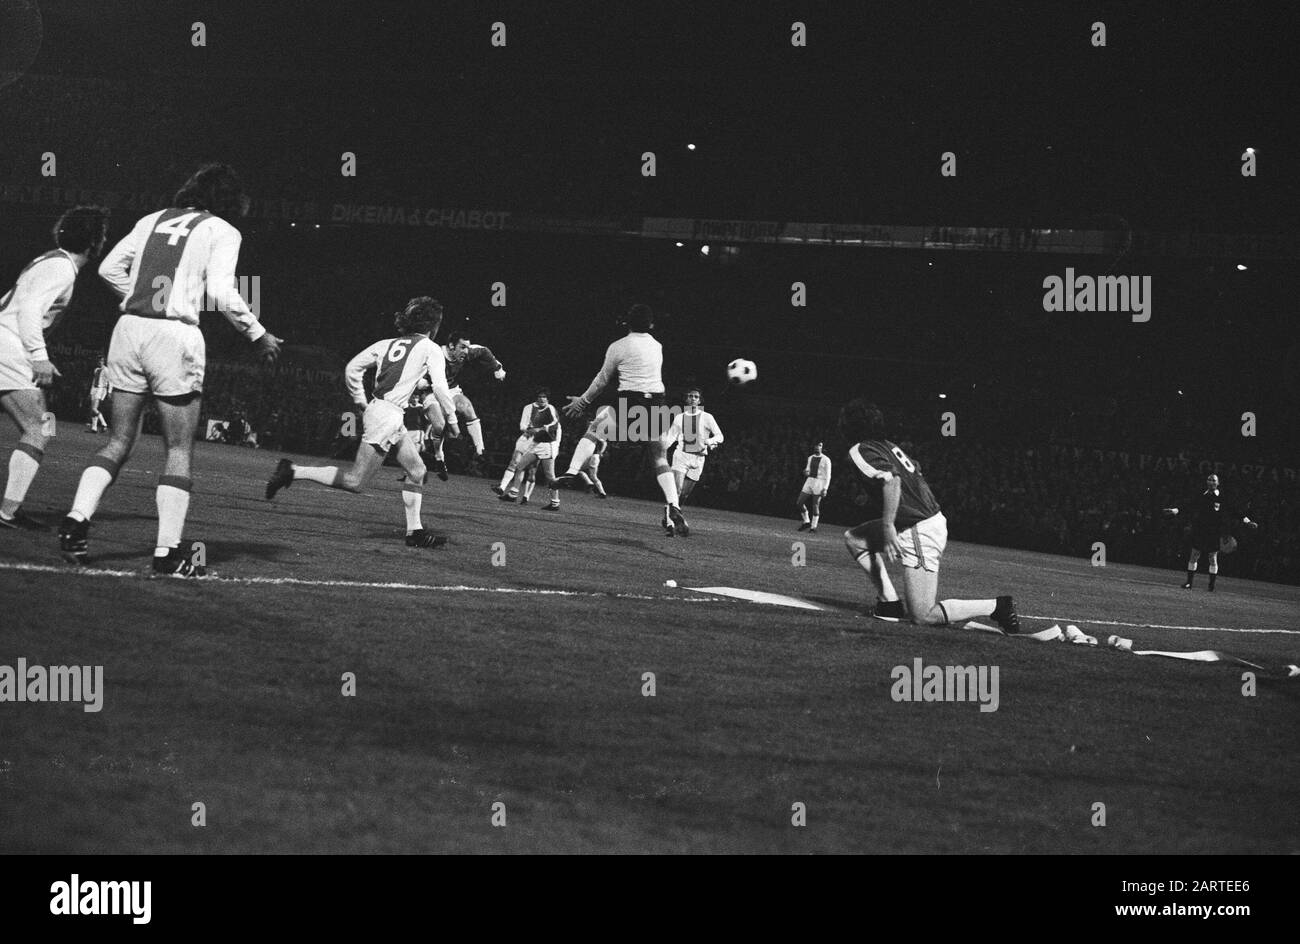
[265,297,457,548]
[796,441,831,533]
[85,355,111,432]
[576,438,609,498]
[421,330,506,476]
[497,388,561,510]
[0,206,110,531]
[660,387,722,531]
[1163,473,1257,590]
[839,399,1020,631]
[58,166,280,574]
[554,304,690,536]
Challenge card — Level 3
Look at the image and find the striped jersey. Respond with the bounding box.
[848,438,942,529]
[668,408,723,455]
[0,249,80,361]
[803,453,832,489]
[90,366,111,395]
[346,334,453,412]
[98,207,265,340]
[518,401,560,442]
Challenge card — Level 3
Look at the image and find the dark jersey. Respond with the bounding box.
[1187,489,1236,534]
[848,438,942,529]
[443,343,501,387]
[526,403,560,442]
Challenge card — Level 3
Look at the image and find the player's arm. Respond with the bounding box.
[850,443,901,560]
[344,342,383,410]
[566,344,619,415]
[15,260,75,386]
[207,227,281,361]
[470,344,506,380]
[823,457,832,492]
[519,405,532,433]
[704,413,724,449]
[97,220,146,299]
[539,405,560,440]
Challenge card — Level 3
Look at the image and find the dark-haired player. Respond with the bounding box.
[59,165,280,574]
[421,330,506,476]
[839,399,1020,631]
[85,355,111,433]
[796,441,831,533]
[497,388,561,509]
[554,304,690,536]
[0,206,110,530]
[660,387,722,532]
[266,298,456,548]
[1163,473,1257,590]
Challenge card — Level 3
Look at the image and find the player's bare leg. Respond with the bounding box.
[422,403,449,480]
[521,465,537,504]
[899,566,1019,633]
[650,434,687,536]
[1206,550,1218,591]
[502,451,537,502]
[584,458,607,497]
[267,437,388,503]
[0,388,53,530]
[539,457,560,510]
[393,431,446,547]
[61,390,150,563]
[797,491,812,531]
[496,447,527,495]
[148,394,205,574]
[807,493,821,532]
[844,522,902,619]
[1184,549,1200,588]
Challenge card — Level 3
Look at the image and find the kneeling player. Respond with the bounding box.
[796,441,831,532]
[839,400,1020,631]
[265,297,457,547]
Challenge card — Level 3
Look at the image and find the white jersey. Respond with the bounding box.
[0,249,80,363]
[579,331,664,402]
[346,334,454,413]
[668,409,723,455]
[803,453,832,494]
[98,207,265,340]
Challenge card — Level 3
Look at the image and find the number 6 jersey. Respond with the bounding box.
[346,334,454,415]
[848,438,942,529]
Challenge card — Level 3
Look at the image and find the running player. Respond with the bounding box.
[498,388,561,510]
[422,330,506,476]
[0,206,110,531]
[554,304,690,536]
[576,439,609,498]
[660,387,722,531]
[1163,473,1258,590]
[265,297,457,547]
[796,440,831,533]
[86,355,111,432]
[58,166,280,574]
[840,399,1020,631]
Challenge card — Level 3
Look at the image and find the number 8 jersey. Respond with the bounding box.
[848,438,942,529]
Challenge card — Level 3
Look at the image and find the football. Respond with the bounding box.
[726,358,758,385]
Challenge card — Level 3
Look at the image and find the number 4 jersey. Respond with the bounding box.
[848,438,942,529]
[98,207,264,340]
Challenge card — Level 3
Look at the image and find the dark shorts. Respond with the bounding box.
[403,406,427,432]
[1191,528,1220,553]
[592,389,667,411]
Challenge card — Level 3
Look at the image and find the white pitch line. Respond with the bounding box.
[0,560,726,603]
[1023,613,1298,636]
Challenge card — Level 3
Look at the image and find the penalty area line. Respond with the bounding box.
[0,560,729,603]
[1023,613,1298,636]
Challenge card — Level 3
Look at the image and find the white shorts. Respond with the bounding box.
[106,315,205,397]
[0,328,35,391]
[513,433,533,454]
[671,449,707,481]
[361,399,407,452]
[524,437,558,461]
[801,477,826,496]
[897,512,948,573]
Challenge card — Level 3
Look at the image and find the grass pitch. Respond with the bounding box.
[1,426,1296,853]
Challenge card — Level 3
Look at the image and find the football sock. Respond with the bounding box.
[1208,574,1217,590]
[567,436,598,475]
[810,515,820,528]
[654,466,679,506]
[294,465,341,486]
[800,506,810,523]
[465,419,485,454]
[2,444,43,514]
[154,476,192,556]
[939,598,997,623]
[69,457,121,522]
[523,479,536,500]
[499,466,516,490]
[401,483,423,531]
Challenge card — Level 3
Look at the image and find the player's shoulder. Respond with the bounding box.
[854,438,893,460]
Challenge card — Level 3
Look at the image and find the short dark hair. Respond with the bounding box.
[684,387,701,397]
[173,163,249,221]
[838,399,887,442]
[394,296,444,335]
[535,387,550,399]
[625,303,654,332]
[54,205,110,255]
[448,331,470,346]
